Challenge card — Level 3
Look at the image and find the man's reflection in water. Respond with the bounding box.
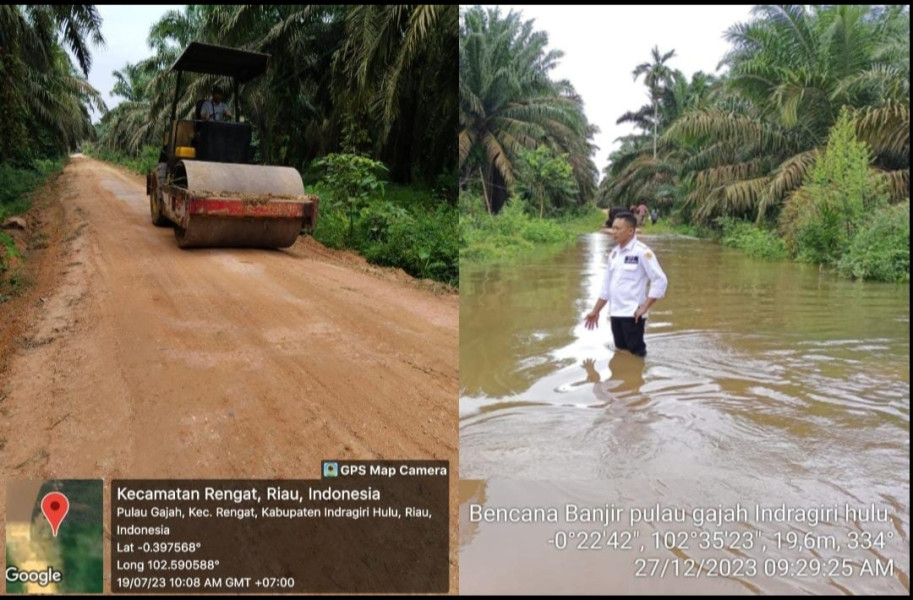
[576,352,646,404]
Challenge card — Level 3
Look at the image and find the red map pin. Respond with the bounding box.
[41,492,70,537]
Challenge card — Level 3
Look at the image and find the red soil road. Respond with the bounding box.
[0,155,459,591]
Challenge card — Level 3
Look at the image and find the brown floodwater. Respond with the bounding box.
[459,232,909,594]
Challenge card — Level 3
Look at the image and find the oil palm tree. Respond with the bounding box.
[459,6,595,213]
[98,61,161,156]
[0,5,104,163]
[664,4,909,221]
[602,69,720,208]
[336,5,458,183]
[117,5,455,186]
[632,46,677,159]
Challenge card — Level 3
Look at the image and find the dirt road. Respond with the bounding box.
[0,155,458,589]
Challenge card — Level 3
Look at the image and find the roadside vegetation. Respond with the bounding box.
[0,6,103,295]
[307,153,458,285]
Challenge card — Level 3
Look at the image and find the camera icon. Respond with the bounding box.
[323,462,339,478]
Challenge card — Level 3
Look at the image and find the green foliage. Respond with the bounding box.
[781,109,890,266]
[0,158,65,220]
[460,193,602,261]
[837,201,910,283]
[315,153,387,208]
[0,6,105,164]
[311,203,348,250]
[715,216,788,260]
[460,6,598,212]
[804,108,885,211]
[98,5,456,186]
[0,157,63,287]
[611,5,909,224]
[314,153,388,243]
[792,193,848,265]
[311,183,458,286]
[432,167,458,206]
[0,231,20,274]
[514,146,579,218]
[361,203,458,285]
[336,5,458,183]
[339,116,372,156]
[771,110,907,280]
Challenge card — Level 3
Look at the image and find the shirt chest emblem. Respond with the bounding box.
[624,256,639,264]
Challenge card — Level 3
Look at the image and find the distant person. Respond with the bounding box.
[637,203,648,226]
[200,85,232,122]
[650,207,659,225]
[584,212,668,357]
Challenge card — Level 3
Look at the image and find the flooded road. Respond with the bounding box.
[459,232,909,594]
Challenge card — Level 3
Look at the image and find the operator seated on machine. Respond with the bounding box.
[200,85,232,122]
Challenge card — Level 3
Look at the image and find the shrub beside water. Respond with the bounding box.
[837,201,909,283]
[715,216,788,260]
[459,192,601,261]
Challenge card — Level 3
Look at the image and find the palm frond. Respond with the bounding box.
[852,102,910,165]
[760,149,820,217]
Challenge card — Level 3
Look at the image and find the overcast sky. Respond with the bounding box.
[492,5,755,173]
[81,5,181,121]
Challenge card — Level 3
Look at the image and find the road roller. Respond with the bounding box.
[146,42,318,248]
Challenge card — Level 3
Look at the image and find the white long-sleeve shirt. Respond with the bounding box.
[598,235,668,317]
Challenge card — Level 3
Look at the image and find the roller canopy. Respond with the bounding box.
[170,42,269,83]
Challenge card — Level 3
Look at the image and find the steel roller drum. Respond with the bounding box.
[174,161,310,248]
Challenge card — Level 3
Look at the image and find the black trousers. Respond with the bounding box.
[610,316,647,357]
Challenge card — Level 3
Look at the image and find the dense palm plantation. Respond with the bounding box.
[2,5,459,286]
[597,65,721,209]
[0,5,103,167]
[602,5,909,221]
[1,5,104,285]
[599,5,909,281]
[95,5,457,188]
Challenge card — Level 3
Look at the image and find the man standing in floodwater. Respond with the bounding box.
[584,212,668,357]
